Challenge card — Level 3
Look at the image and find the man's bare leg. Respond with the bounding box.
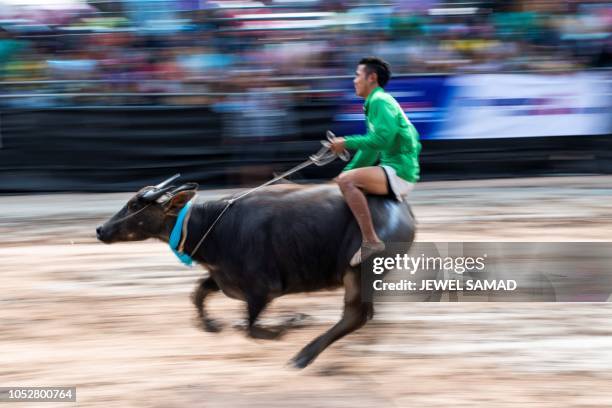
[335,167,388,266]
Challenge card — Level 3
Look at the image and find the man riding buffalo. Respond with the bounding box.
[330,57,421,266]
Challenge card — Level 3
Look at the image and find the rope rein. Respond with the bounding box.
[189,201,233,256]
[108,202,153,224]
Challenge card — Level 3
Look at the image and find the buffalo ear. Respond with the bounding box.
[164,190,196,216]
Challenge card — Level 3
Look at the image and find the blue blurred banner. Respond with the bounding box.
[334,72,612,140]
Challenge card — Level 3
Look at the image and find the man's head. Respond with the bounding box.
[353,57,391,98]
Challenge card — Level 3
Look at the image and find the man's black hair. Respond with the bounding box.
[359,57,391,88]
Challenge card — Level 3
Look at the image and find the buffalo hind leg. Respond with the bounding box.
[290,271,369,369]
[246,294,284,340]
[191,277,222,332]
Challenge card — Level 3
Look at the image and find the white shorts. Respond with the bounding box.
[380,165,415,201]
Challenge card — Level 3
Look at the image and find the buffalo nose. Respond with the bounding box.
[96,226,102,240]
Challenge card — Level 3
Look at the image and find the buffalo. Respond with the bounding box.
[96,175,416,368]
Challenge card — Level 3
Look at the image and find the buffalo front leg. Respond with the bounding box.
[245,294,284,340]
[290,271,370,369]
[191,277,222,332]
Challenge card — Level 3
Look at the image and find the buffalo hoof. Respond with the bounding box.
[248,326,285,340]
[200,318,223,333]
[289,345,318,369]
[289,353,314,369]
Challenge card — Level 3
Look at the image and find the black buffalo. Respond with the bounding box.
[97,177,416,368]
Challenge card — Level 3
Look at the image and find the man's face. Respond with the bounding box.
[353,64,376,98]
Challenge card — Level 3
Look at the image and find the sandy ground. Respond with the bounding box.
[1,176,612,407]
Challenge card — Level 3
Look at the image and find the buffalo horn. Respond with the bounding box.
[140,185,176,202]
[170,182,199,195]
[155,173,181,189]
[138,174,181,201]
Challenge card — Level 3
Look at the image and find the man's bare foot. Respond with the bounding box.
[350,241,386,267]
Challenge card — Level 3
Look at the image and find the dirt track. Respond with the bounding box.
[1,176,612,407]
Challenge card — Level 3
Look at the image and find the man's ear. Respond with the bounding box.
[164,190,196,216]
[369,72,378,85]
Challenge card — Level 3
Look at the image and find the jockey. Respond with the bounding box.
[329,57,421,267]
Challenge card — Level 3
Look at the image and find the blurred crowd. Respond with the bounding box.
[0,0,610,106]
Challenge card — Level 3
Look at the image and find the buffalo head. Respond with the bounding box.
[96,174,198,244]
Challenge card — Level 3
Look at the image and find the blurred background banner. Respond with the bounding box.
[436,72,612,139]
[335,72,612,139]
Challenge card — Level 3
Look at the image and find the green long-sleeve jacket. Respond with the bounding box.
[343,87,421,182]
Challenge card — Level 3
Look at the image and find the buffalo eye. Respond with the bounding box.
[128,201,140,212]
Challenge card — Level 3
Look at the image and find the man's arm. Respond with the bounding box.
[342,148,378,172]
[344,99,398,151]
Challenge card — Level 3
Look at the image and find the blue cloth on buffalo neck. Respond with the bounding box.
[169,199,194,266]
